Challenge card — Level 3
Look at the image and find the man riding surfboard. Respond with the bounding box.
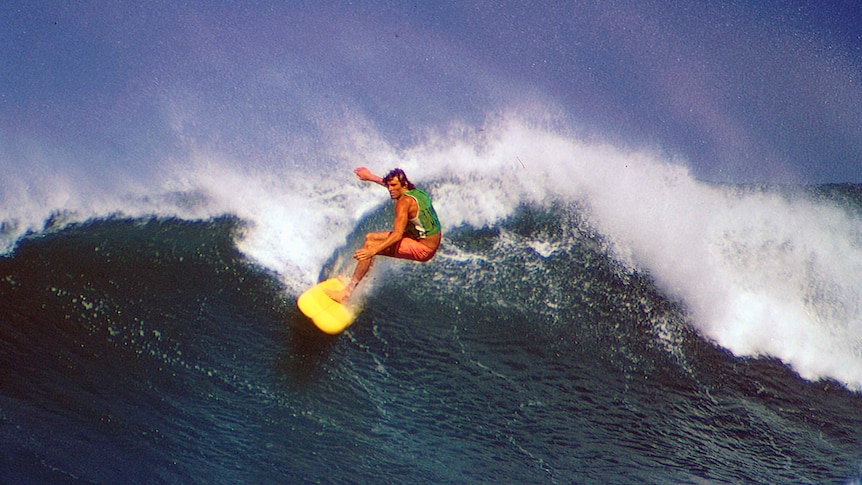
[325,167,441,303]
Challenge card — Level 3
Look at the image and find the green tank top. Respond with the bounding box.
[404,188,441,239]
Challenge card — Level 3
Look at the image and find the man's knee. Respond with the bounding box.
[364,232,389,244]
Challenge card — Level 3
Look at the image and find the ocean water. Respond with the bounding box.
[3,2,861,483]
[3,127,862,483]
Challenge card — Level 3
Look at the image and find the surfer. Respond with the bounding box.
[325,167,442,303]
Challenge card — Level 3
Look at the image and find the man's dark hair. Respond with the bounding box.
[383,168,416,190]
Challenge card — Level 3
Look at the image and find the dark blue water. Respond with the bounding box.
[2,194,862,483]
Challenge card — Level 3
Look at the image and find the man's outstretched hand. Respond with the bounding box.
[354,167,376,182]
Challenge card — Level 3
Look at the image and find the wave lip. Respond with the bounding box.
[5,118,862,389]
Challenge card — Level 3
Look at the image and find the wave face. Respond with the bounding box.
[7,117,862,390]
[4,2,862,482]
[3,192,862,483]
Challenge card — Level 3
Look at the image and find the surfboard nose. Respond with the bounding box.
[297,279,357,334]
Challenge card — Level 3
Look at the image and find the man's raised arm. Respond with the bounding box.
[354,167,385,186]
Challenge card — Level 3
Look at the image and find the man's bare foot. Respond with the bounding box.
[323,287,350,303]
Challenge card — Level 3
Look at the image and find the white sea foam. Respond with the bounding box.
[4,115,862,388]
[480,121,862,389]
[354,118,862,389]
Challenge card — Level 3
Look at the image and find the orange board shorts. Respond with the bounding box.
[389,237,436,262]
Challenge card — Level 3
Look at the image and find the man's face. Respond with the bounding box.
[386,177,407,199]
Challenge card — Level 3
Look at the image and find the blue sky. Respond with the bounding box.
[2,1,860,183]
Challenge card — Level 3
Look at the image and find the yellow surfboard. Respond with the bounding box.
[297,279,357,334]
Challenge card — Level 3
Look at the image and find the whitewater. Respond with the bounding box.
[3,115,862,392]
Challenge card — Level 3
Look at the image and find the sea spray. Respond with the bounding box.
[340,118,862,388]
[460,121,862,388]
[4,115,862,388]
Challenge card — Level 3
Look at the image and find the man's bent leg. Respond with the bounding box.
[326,232,392,303]
[391,237,436,262]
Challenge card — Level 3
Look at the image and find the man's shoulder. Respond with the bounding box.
[396,194,416,207]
